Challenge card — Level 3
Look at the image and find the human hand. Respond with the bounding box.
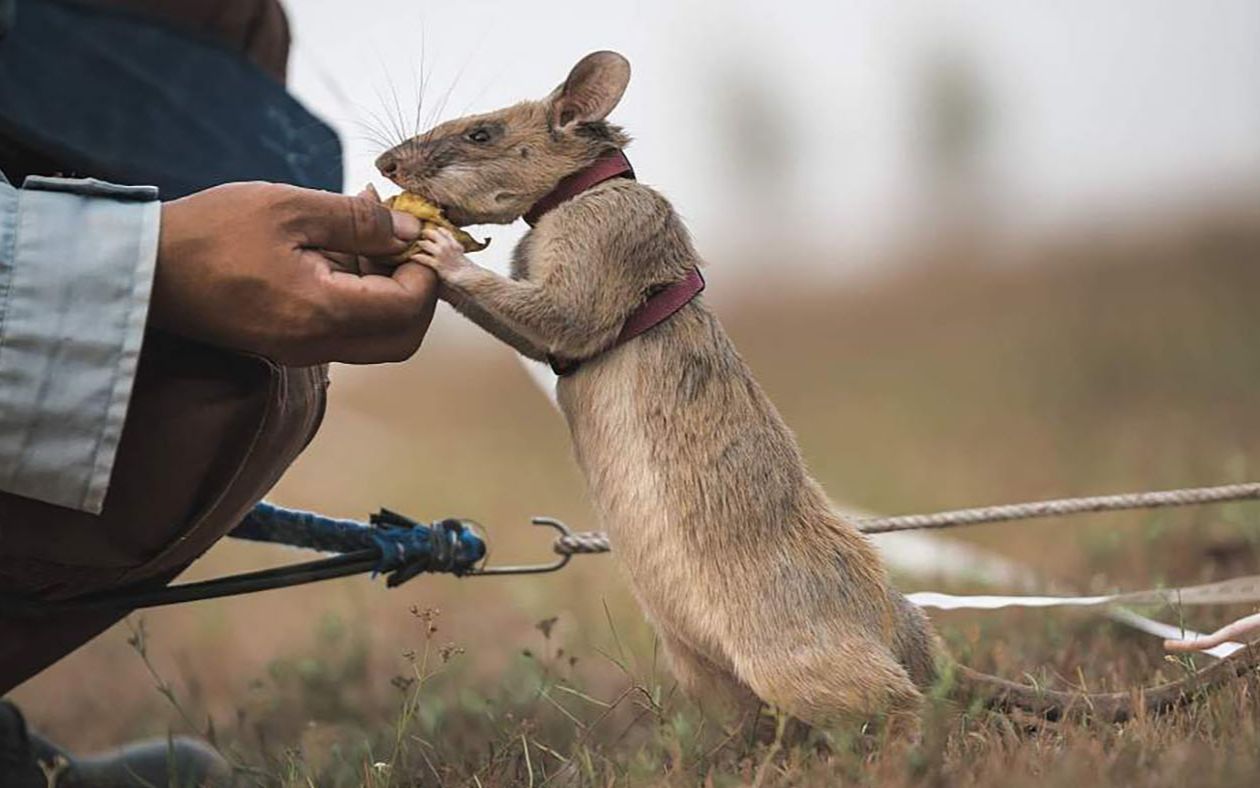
[152,182,439,365]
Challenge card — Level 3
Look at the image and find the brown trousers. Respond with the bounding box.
[0,333,326,693]
[0,0,319,694]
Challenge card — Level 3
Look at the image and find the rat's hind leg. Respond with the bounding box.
[660,632,759,725]
[735,636,924,738]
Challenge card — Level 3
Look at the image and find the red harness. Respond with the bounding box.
[523,150,706,376]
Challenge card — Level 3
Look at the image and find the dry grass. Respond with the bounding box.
[11,207,1260,786]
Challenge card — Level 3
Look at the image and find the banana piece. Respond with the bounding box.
[385,193,490,259]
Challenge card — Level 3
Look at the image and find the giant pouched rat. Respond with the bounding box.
[378,51,1259,732]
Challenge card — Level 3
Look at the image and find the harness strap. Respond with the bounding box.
[521,150,707,377]
[522,150,634,227]
[547,268,706,376]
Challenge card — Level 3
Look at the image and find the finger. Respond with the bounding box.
[324,267,440,363]
[359,255,400,276]
[283,187,422,256]
[321,250,361,274]
[316,259,440,339]
[334,253,403,277]
[294,303,437,364]
[357,183,381,202]
[320,309,437,364]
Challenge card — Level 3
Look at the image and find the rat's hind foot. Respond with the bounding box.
[736,636,924,735]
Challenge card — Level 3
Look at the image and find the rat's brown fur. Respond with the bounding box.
[381,51,1260,731]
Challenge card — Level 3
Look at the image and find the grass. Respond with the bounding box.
[11,204,1260,785]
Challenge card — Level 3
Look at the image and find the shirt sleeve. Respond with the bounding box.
[0,175,160,514]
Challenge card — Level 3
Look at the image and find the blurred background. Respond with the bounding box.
[13,0,1260,780]
[290,0,1260,277]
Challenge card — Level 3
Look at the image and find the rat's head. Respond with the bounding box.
[376,51,631,226]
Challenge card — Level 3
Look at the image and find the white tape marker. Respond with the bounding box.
[909,591,1113,610]
[906,578,1260,659]
[867,519,1253,659]
[907,575,1260,611]
[1106,607,1243,659]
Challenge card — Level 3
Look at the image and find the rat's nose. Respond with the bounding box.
[376,151,400,178]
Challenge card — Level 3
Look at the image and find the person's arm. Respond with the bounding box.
[0,176,437,515]
[0,174,160,513]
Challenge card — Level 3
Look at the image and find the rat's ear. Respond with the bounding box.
[548,51,631,129]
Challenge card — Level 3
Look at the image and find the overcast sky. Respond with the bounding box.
[284,0,1260,278]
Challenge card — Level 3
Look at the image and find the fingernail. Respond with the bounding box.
[390,210,422,241]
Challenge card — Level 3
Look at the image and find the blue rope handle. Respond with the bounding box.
[231,502,486,585]
[0,503,490,614]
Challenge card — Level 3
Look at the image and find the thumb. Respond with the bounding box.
[287,187,422,256]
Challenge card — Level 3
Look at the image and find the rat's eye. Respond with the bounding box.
[466,127,492,144]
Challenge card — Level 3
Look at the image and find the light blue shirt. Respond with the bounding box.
[0,174,159,513]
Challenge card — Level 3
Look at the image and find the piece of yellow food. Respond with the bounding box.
[385,192,489,259]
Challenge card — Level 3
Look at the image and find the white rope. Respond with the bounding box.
[856,482,1260,533]
[553,532,611,555]
[551,481,1260,554]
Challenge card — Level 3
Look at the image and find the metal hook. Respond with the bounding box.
[465,516,575,576]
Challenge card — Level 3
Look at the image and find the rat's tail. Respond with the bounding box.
[952,646,1260,722]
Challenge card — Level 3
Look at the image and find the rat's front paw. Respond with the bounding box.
[412,228,474,281]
